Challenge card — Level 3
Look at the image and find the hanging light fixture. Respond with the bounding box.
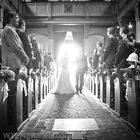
[128,22,133,29]
[65,31,73,41]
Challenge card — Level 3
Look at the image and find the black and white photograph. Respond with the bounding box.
[0,0,140,140]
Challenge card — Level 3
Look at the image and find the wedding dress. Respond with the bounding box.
[52,57,76,94]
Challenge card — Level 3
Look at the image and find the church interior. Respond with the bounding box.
[0,0,140,140]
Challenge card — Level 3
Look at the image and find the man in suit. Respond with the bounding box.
[115,26,134,69]
[16,19,33,70]
[75,48,88,93]
[103,27,119,69]
[1,12,29,73]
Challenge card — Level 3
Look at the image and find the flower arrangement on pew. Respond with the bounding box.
[18,67,28,80]
[29,69,36,79]
[42,68,48,77]
[0,66,15,103]
[1,71,15,82]
[0,66,15,82]
[102,68,109,75]
[36,69,41,77]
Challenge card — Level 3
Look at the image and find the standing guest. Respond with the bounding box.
[1,12,29,74]
[75,49,88,93]
[44,52,55,72]
[129,32,140,56]
[114,26,134,116]
[103,27,119,69]
[86,55,93,72]
[124,33,140,58]
[16,19,33,70]
[92,42,104,71]
[0,43,2,69]
[129,33,136,43]
[115,26,134,70]
[31,39,42,70]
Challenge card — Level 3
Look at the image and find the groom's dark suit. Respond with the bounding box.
[75,54,87,93]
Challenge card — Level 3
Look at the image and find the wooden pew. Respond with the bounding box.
[39,70,43,103]
[42,70,48,97]
[105,70,114,109]
[98,73,104,102]
[126,69,140,130]
[95,73,99,98]
[28,69,34,115]
[114,76,121,116]
[16,79,24,128]
[91,74,95,95]
[0,80,8,132]
[34,69,40,107]
[16,68,28,129]
[44,76,48,96]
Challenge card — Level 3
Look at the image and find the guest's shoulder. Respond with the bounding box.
[3,25,16,36]
[3,25,11,32]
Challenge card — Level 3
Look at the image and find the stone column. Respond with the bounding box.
[135,2,140,60]
[0,7,3,66]
[0,7,3,42]
[135,3,140,42]
[0,10,2,29]
[48,25,54,56]
[84,24,89,54]
[47,2,52,18]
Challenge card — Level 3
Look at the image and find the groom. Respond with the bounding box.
[75,49,88,93]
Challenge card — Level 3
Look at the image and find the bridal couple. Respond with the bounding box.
[52,32,87,95]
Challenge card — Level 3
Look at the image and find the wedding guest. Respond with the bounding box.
[115,26,134,70]
[1,12,29,74]
[92,42,104,71]
[75,48,88,93]
[16,19,33,70]
[31,39,42,70]
[103,27,119,69]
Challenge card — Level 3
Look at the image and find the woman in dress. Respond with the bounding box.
[52,31,77,95]
[52,52,76,94]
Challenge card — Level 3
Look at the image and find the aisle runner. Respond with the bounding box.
[52,118,99,131]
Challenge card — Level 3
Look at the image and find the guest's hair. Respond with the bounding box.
[97,42,103,47]
[121,26,129,35]
[129,33,135,39]
[5,12,18,24]
[107,27,116,35]
[17,19,25,28]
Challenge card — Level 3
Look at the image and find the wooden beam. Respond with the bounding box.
[117,0,139,22]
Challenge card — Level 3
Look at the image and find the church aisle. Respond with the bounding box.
[13,89,139,140]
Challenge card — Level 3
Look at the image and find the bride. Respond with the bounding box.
[52,31,77,95]
[53,47,76,94]
[52,53,76,94]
